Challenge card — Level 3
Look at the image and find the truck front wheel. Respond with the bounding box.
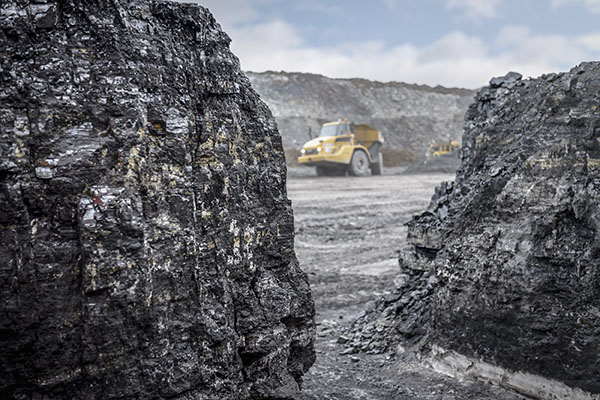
[348,151,369,176]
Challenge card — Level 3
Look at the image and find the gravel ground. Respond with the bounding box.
[287,171,528,400]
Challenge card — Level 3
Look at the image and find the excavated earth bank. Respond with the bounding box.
[247,71,475,157]
[346,65,600,397]
[0,1,314,399]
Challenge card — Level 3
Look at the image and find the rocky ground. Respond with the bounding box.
[286,170,528,399]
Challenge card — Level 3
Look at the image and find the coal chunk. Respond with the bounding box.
[0,1,315,399]
[429,62,600,394]
[489,71,522,88]
[347,62,600,394]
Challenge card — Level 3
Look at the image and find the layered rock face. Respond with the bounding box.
[427,65,600,393]
[0,1,314,399]
[346,65,600,395]
[247,71,475,157]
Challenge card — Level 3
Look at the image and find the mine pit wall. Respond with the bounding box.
[246,71,475,160]
[0,1,314,399]
[408,65,600,395]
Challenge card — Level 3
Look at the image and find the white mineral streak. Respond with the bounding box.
[428,346,599,400]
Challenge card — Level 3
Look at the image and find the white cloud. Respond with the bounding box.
[577,33,600,50]
[228,19,591,89]
[382,0,398,9]
[231,20,303,54]
[172,0,595,89]
[495,26,588,65]
[418,32,487,62]
[551,0,600,13]
[444,0,503,19]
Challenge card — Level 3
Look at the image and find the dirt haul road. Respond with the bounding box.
[287,172,527,400]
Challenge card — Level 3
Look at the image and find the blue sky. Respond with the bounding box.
[181,0,600,88]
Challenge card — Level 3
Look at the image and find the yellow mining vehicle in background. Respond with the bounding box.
[429,140,460,157]
[297,119,384,176]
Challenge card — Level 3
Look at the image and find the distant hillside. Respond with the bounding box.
[247,71,476,162]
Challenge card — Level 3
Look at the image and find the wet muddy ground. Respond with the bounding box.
[287,170,528,400]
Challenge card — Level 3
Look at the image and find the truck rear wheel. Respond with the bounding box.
[316,166,326,176]
[371,153,384,175]
[348,151,369,176]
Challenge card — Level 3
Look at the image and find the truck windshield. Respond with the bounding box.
[319,123,354,137]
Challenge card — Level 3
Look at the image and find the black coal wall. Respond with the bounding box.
[0,1,315,398]
[413,66,600,393]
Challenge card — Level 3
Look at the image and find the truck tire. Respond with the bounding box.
[371,153,384,175]
[316,166,326,176]
[348,151,369,176]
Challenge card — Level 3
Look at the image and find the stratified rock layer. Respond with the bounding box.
[346,65,600,394]
[428,65,600,393]
[0,1,314,399]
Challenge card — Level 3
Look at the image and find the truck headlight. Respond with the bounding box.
[317,147,322,152]
[301,149,305,154]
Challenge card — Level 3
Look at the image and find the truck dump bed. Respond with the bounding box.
[355,124,383,147]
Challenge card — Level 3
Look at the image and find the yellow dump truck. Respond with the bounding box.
[297,119,384,176]
[429,140,460,157]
